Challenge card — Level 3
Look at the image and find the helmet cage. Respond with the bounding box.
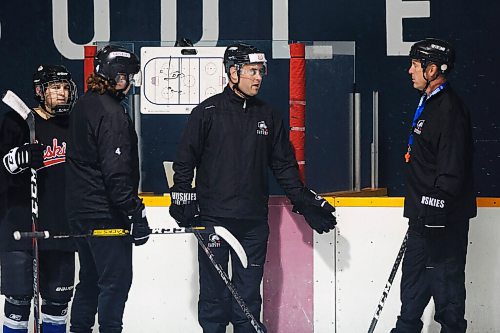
[33,65,77,115]
[39,79,77,115]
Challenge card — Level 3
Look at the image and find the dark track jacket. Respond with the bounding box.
[0,110,74,251]
[173,86,304,219]
[404,84,476,222]
[65,91,141,227]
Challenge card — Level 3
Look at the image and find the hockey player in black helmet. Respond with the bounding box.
[169,42,336,333]
[391,38,476,332]
[223,42,268,100]
[92,44,141,98]
[65,44,149,333]
[1,64,77,333]
[408,38,455,94]
[33,64,77,116]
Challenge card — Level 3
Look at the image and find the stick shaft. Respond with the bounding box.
[14,226,212,239]
[367,230,408,333]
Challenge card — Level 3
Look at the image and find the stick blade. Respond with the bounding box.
[2,90,32,120]
[214,226,248,268]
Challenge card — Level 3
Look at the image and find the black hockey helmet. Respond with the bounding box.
[94,45,140,86]
[409,38,455,74]
[223,43,267,74]
[33,64,77,115]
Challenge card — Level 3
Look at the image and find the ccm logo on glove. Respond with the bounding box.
[421,196,445,208]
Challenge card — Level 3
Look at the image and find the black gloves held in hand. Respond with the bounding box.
[128,204,150,246]
[169,187,200,227]
[293,188,337,234]
[2,143,44,174]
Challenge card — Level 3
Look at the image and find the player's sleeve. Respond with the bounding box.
[0,111,30,194]
[432,100,472,205]
[172,106,206,191]
[269,110,304,203]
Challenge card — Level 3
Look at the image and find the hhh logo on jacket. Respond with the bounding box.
[256,121,269,136]
[414,120,425,135]
[43,138,66,167]
[207,233,222,248]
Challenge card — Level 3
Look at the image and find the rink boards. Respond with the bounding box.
[1,197,499,332]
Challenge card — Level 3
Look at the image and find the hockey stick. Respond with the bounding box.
[14,226,248,268]
[367,230,409,333]
[2,90,41,333]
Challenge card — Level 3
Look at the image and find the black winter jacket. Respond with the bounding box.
[173,86,304,219]
[404,84,476,222]
[66,91,141,226]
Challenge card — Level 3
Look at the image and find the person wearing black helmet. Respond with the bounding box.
[0,64,77,333]
[65,44,150,333]
[391,38,476,333]
[169,42,336,333]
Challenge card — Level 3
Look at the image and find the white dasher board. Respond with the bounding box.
[141,46,227,114]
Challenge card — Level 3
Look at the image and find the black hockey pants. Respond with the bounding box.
[69,219,132,333]
[198,216,269,333]
[391,218,469,333]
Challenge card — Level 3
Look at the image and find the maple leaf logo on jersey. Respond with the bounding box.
[42,138,66,167]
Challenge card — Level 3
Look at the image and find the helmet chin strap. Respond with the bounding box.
[421,64,440,95]
[112,75,131,100]
[231,73,252,100]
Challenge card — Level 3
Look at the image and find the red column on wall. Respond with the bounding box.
[83,45,97,92]
[289,43,306,183]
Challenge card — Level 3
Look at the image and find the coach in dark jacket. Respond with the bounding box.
[169,43,337,333]
[391,38,476,333]
[66,45,150,333]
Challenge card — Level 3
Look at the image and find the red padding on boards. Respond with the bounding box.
[84,45,97,92]
[289,43,306,182]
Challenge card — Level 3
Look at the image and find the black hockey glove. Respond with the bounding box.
[128,203,150,246]
[418,190,447,238]
[2,143,44,174]
[169,187,200,227]
[293,188,336,234]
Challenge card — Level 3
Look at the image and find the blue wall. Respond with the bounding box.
[0,1,497,196]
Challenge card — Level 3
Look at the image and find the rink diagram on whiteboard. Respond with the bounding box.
[141,47,226,114]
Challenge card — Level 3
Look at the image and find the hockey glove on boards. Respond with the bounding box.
[293,188,337,234]
[128,203,150,246]
[2,143,44,174]
[169,187,200,227]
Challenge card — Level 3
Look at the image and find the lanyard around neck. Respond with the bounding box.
[405,82,448,162]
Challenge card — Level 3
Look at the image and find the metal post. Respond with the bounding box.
[371,91,379,189]
[132,92,142,193]
[349,93,354,191]
[349,89,361,192]
[354,92,361,192]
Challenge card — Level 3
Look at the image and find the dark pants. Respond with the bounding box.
[391,219,469,333]
[69,219,133,333]
[0,250,75,302]
[198,217,269,333]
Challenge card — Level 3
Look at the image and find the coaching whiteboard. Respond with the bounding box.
[140,46,227,114]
